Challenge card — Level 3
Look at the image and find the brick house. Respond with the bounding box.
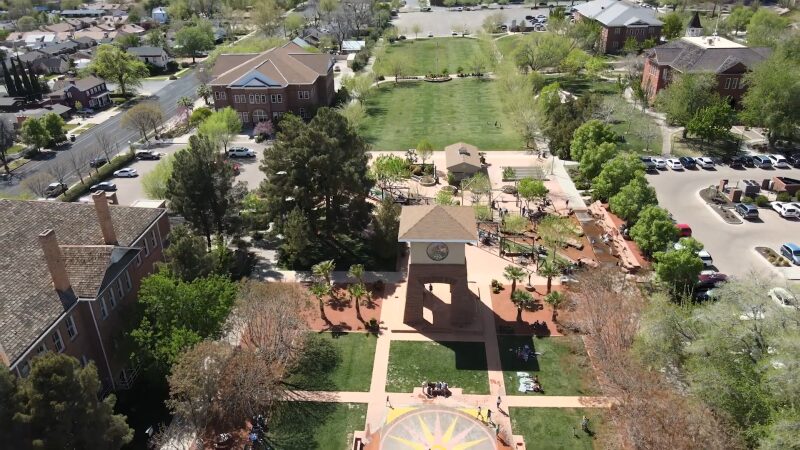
[573,0,662,54]
[0,194,170,391]
[641,33,771,105]
[209,41,335,125]
[49,76,111,110]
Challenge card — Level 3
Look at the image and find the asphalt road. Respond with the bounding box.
[2,71,201,197]
[394,5,554,36]
[645,164,800,281]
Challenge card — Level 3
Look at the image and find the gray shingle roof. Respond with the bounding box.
[647,39,772,73]
[210,42,333,87]
[574,0,662,26]
[127,46,165,57]
[398,205,477,242]
[52,76,106,93]
[0,200,164,365]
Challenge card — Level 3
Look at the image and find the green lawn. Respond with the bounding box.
[510,407,605,450]
[547,75,620,97]
[602,96,663,155]
[498,335,598,396]
[362,79,522,151]
[374,37,487,75]
[496,34,525,59]
[7,144,25,155]
[286,332,377,392]
[386,341,489,394]
[62,123,79,132]
[268,402,366,450]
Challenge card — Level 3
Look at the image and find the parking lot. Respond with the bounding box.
[645,164,800,281]
[394,5,552,36]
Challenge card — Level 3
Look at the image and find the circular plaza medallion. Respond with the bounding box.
[380,407,496,450]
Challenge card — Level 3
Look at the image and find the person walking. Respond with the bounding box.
[581,415,590,433]
[496,395,501,411]
[476,406,483,421]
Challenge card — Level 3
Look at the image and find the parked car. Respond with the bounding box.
[768,287,797,308]
[639,156,657,171]
[698,270,728,287]
[787,153,800,167]
[227,147,256,158]
[694,288,717,301]
[536,14,546,20]
[652,157,667,170]
[456,6,463,11]
[666,158,683,170]
[735,203,760,220]
[752,155,773,168]
[135,150,161,160]
[730,155,754,168]
[89,181,117,192]
[113,168,138,177]
[697,249,714,267]
[768,154,791,168]
[770,201,800,218]
[427,31,434,36]
[678,156,696,169]
[44,182,67,197]
[89,157,108,168]
[695,157,715,169]
[779,243,800,265]
[525,15,534,20]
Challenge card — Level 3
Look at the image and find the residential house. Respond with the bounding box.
[445,142,483,182]
[70,35,98,49]
[49,76,111,110]
[341,40,366,54]
[573,0,662,54]
[641,19,771,105]
[0,195,170,391]
[152,7,168,24]
[42,22,77,33]
[16,50,69,75]
[209,41,335,125]
[38,40,80,57]
[0,97,26,112]
[127,46,171,68]
[11,103,73,127]
[118,23,146,36]
[60,9,105,18]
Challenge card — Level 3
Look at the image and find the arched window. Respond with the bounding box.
[253,110,268,122]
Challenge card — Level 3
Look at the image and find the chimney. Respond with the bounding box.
[38,229,72,293]
[106,192,118,205]
[92,191,117,244]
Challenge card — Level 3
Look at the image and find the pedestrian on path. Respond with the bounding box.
[496,395,502,412]
[581,416,590,433]
[386,396,392,409]
[476,406,483,421]
[486,409,493,424]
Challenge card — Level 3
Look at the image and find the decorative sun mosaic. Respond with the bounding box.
[379,407,496,450]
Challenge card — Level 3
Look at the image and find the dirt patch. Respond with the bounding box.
[755,247,792,267]
[490,283,564,336]
[301,283,385,332]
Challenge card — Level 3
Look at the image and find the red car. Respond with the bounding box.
[676,223,692,238]
[698,270,727,287]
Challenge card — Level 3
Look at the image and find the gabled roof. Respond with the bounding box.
[52,76,106,93]
[646,38,771,73]
[398,205,477,242]
[574,0,662,27]
[210,42,333,88]
[61,245,140,298]
[444,142,482,170]
[127,45,165,57]
[688,11,702,29]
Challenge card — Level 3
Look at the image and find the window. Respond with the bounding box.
[615,28,621,35]
[19,360,30,377]
[99,298,108,320]
[272,111,283,119]
[213,91,226,100]
[52,330,64,352]
[253,110,268,122]
[37,344,46,355]
[80,355,89,367]
[270,94,283,103]
[117,278,124,298]
[125,272,132,290]
[724,78,731,89]
[234,94,246,103]
[143,236,150,257]
[240,111,249,123]
[66,314,77,339]
[135,254,142,267]
[730,78,738,89]
[298,90,310,100]
[108,290,116,309]
[299,108,306,119]
[150,230,157,250]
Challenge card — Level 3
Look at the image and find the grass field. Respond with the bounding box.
[268,402,367,450]
[510,407,605,450]
[286,332,377,392]
[386,341,489,394]
[498,335,598,396]
[495,34,525,59]
[362,78,522,150]
[374,37,488,75]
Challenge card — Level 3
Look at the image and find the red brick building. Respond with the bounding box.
[209,41,335,125]
[573,0,662,54]
[641,34,771,105]
[0,194,169,391]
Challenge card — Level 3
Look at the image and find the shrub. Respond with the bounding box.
[189,107,213,127]
[412,166,423,176]
[60,153,135,202]
[776,191,792,202]
[166,60,179,72]
[741,195,754,204]
[180,61,191,68]
[755,195,769,207]
[447,173,457,186]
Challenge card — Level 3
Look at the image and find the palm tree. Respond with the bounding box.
[544,291,565,322]
[503,265,526,292]
[538,260,560,294]
[196,84,212,105]
[511,289,535,322]
[348,282,368,323]
[348,263,365,284]
[177,96,193,123]
[312,259,336,286]
[309,282,331,322]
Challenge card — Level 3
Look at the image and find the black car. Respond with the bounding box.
[639,156,657,171]
[89,157,108,168]
[788,153,800,167]
[678,156,696,169]
[730,155,754,168]
[89,181,117,192]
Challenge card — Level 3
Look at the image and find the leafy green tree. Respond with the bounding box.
[283,12,306,37]
[435,189,457,206]
[661,12,684,39]
[88,44,150,96]
[417,139,433,165]
[741,55,800,146]
[569,19,602,53]
[142,153,175,199]
[116,33,141,49]
[131,272,238,371]
[145,29,167,48]
[591,153,645,201]
[629,205,679,256]
[42,112,66,146]
[19,117,49,154]
[166,134,241,247]
[609,175,658,224]
[686,98,735,146]
[163,224,214,281]
[656,72,719,131]
[371,154,410,193]
[622,36,639,55]
[513,33,573,71]
[372,197,401,261]
[198,107,242,153]
[579,142,617,181]
[1,353,133,449]
[517,178,548,209]
[746,9,789,47]
[560,48,587,75]
[725,6,754,34]
[189,107,213,127]
[541,94,601,159]
[176,25,215,63]
[280,207,312,268]
[503,265,526,292]
[341,73,374,104]
[570,119,618,162]
[653,248,703,295]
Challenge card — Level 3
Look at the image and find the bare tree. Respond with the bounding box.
[122,102,164,144]
[0,118,16,177]
[47,158,71,186]
[94,131,115,162]
[148,421,199,450]
[22,172,53,197]
[67,148,88,184]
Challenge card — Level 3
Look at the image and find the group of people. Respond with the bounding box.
[514,344,536,362]
[520,374,544,394]
[423,381,452,398]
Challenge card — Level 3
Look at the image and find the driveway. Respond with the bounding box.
[645,165,800,280]
[394,5,552,36]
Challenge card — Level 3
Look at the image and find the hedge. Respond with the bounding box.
[60,152,135,202]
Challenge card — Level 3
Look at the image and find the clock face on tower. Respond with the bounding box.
[426,242,450,261]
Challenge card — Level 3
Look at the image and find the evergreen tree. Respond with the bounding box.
[15,56,33,99]
[0,58,16,97]
[8,58,24,97]
[26,62,41,97]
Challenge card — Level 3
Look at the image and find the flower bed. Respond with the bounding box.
[755,246,791,267]
[424,75,452,82]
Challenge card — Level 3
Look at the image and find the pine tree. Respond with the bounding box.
[27,62,41,97]
[8,58,24,97]
[15,56,33,99]
[0,58,16,97]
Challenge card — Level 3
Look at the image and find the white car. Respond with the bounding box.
[666,158,683,170]
[768,154,790,168]
[113,168,138,177]
[770,201,800,218]
[427,31,434,37]
[769,287,797,308]
[652,157,667,170]
[227,147,256,158]
[695,157,715,169]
